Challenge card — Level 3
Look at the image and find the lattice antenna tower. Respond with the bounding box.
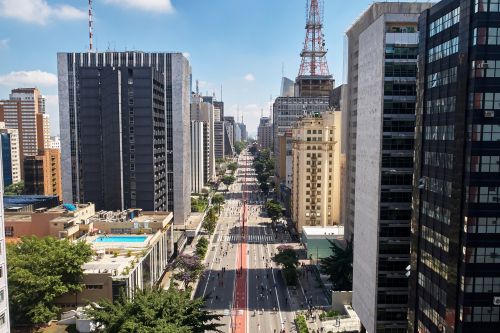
[298,0,329,76]
[88,0,94,51]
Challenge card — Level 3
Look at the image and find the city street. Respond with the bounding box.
[194,150,297,333]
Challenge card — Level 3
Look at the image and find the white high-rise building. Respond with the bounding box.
[0,143,11,331]
[190,121,205,193]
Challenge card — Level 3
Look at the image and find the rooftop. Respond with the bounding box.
[302,226,344,237]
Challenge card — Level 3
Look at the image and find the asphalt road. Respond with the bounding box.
[194,150,296,333]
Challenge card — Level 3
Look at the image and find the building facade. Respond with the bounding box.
[214,121,225,160]
[0,146,10,331]
[57,52,191,225]
[23,148,62,201]
[409,1,500,332]
[291,111,343,233]
[191,94,216,183]
[349,4,432,333]
[258,117,273,150]
[0,88,50,177]
[190,121,205,193]
[273,96,330,192]
[0,125,20,186]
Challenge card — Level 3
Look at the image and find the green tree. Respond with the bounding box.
[273,245,299,286]
[173,254,205,289]
[203,207,218,235]
[4,181,24,195]
[256,172,270,185]
[227,162,238,172]
[320,238,353,291]
[7,236,92,326]
[86,287,223,333]
[266,200,283,223]
[222,175,236,188]
[191,196,208,213]
[234,141,246,154]
[253,160,266,175]
[195,237,209,258]
[211,193,225,214]
[260,182,270,194]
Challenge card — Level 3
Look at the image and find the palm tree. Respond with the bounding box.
[319,238,353,291]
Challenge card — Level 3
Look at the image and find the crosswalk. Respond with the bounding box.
[223,234,274,243]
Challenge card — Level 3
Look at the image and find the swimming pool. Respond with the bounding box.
[94,236,147,243]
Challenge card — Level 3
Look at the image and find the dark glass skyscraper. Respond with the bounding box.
[409,1,500,331]
[57,52,191,224]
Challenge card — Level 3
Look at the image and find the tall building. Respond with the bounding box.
[214,121,225,160]
[409,1,500,332]
[224,116,235,157]
[273,96,330,191]
[349,4,431,333]
[291,111,342,232]
[57,52,191,225]
[191,94,216,183]
[190,121,205,193]
[0,148,10,331]
[50,136,60,149]
[24,148,62,201]
[238,122,248,141]
[258,117,273,150]
[0,123,20,186]
[0,88,50,175]
[281,77,295,97]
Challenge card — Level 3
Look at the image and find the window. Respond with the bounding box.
[421,225,449,251]
[469,92,500,110]
[467,247,500,263]
[429,7,460,37]
[427,67,457,88]
[4,226,13,237]
[471,60,500,78]
[468,186,500,203]
[86,284,104,290]
[475,0,500,12]
[424,151,454,169]
[424,125,454,141]
[468,124,500,141]
[464,306,500,322]
[425,177,452,197]
[421,201,451,225]
[467,217,500,233]
[428,37,459,63]
[473,27,500,45]
[464,276,500,293]
[420,249,448,279]
[0,313,4,326]
[418,272,447,306]
[425,96,456,114]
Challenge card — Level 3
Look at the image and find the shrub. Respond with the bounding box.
[295,315,308,333]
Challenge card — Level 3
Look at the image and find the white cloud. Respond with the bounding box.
[0,38,8,49]
[243,73,255,82]
[0,70,57,87]
[0,0,86,25]
[104,0,174,13]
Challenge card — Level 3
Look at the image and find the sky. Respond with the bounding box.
[0,0,431,137]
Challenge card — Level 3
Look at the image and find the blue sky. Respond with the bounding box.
[0,0,429,136]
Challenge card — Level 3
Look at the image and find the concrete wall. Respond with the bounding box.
[352,14,385,333]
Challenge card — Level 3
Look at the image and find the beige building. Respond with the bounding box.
[23,148,62,200]
[0,89,50,171]
[291,110,343,232]
[257,117,273,150]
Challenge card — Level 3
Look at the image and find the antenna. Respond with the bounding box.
[88,0,94,51]
[298,0,330,76]
[196,80,199,95]
[269,95,273,120]
[220,85,223,102]
[261,108,264,118]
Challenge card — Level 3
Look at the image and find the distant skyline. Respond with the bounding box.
[0,0,431,136]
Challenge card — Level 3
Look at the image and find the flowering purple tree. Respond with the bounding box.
[173,254,204,289]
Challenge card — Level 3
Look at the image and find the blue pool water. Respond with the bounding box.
[94,236,147,243]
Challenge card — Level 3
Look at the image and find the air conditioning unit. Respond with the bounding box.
[493,296,500,306]
[485,110,495,118]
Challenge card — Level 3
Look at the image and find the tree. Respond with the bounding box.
[191,196,208,213]
[195,237,209,258]
[227,162,238,172]
[320,238,353,291]
[256,172,270,185]
[4,181,24,195]
[173,254,205,289]
[222,175,236,188]
[211,193,225,214]
[266,200,283,223]
[7,236,93,326]
[253,160,266,175]
[234,141,246,155]
[273,245,299,285]
[203,207,218,235]
[260,182,270,194]
[86,287,223,333]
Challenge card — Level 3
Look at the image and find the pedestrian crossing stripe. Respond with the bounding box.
[223,234,274,243]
